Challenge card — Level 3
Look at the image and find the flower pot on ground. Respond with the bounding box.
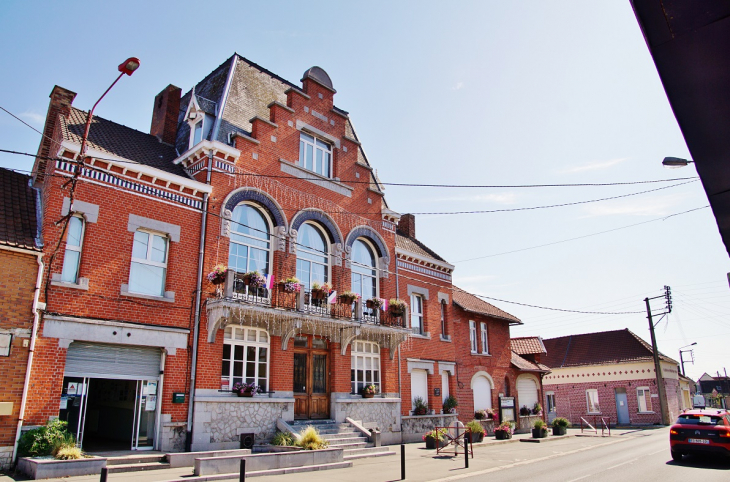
[532,419,548,438]
[423,428,448,449]
[552,417,571,436]
[466,420,486,443]
[494,422,514,440]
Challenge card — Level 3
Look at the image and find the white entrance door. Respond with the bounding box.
[411,369,428,412]
[133,380,158,450]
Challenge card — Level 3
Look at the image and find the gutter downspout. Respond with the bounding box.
[186,152,212,450]
[13,251,44,464]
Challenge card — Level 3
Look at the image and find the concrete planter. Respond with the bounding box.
[553,426,567,436]
[18,456,107,480]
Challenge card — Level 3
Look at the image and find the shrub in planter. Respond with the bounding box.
[423,428,448,449]
[443,395,458,414]
[466,420,486,443]
[412,396,428,415]
[532,419,548,438]
[272,431,294,446]
[552,417,571,436]
[519,405,532,416]
[295,426,329,450]
[18,419,75,458]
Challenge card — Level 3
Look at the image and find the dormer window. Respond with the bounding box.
[299,132,331,178]
[188,112,213,148]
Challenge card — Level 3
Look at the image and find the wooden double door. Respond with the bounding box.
[293,336,330,419]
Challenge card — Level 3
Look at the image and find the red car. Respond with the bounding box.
[669,409,730,461]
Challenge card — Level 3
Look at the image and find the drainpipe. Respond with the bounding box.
[186,152,212,450]
[12,250,44,464]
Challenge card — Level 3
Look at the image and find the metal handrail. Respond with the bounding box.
[580,415,611,436]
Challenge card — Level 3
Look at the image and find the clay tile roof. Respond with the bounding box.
[60,107,185,177]
[511,336,547,355]
[395,232,446,262]
[511,352,550,373]
[452,288,522,324]
[542,328,678,368]
[0,168,41,251]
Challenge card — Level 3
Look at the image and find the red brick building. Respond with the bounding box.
[542,329,681,427]
[24,54,544,454]
[0,168,44,468]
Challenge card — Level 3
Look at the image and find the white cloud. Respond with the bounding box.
[562,157,628,173]
[453,82,464,90]
[434,192,518,205]
[19,111,45,126]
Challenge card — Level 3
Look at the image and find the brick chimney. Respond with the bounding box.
[150,84,181,145]
[398,213,416,238]
[33,85,77,185]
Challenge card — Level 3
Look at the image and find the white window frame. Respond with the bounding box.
[411,293,424,335]
[586,389,600,414]
[296,222,330,290]
[228,202,273,287]
[637,386,653,413]
[469,320,477,353]
[440,300,447,337]
[61,215,85,283]
[480,322,489,355]
[299,132,332,178]
[221,325,270,392]
[129,229,169,297]
[351,341,380,395]
[350,238,379,303]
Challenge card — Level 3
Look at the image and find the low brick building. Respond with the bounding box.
[0,168,43,468]
[542,329,681,427]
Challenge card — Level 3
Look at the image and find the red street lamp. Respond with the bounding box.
[78,57,140,159]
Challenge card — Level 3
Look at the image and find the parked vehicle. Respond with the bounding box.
[669,409,730,461]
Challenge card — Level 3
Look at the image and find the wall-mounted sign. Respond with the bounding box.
[434,388,441,397]
[500,397,515,408]
[172,392,186,404]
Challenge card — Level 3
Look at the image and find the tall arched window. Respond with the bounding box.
[296,223,329,290]
[228,204,271,276]
[351,239,377,302]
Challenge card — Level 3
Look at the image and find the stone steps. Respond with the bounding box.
[106,461,172,473]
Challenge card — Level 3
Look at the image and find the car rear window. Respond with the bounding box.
[676,414,725,425]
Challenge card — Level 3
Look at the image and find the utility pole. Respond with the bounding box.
[644,286,672,425]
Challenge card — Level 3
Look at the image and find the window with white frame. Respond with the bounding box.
[586,389,600,413]
[296,223,329,290]
[440,300,447,338]
[190,113,213,148]
[61,215,85,283]
[411,294,424,335]
[637,387,653,412]
[469,320,477,353]
[480,322,489,354]
[228,204,271,278]
[299,132,332,178]
[351,239,378,315]
[129,230,168,296]
[351,341,380,395]
[221,325,269,392]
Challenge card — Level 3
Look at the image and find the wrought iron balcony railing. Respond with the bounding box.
[220,269,408,329]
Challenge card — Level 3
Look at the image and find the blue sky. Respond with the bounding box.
[1,1,727,381]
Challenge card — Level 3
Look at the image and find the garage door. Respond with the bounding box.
[65,342,161,380]
[411,369,428,410]
[473,376,492,410]
[516,377,538,411]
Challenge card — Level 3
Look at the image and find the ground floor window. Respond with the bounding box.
[221,325,269,392]
[351,341,380,394]
[586,389,600,413]
[637,387,653,413]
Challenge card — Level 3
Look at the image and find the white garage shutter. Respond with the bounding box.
[516,377,538,411]
[411,369,429,409]
[473,376,492,411]
[65,342,161,380]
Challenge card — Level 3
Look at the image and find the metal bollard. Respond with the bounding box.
[464,434,469,468]
[99,467,108,482]
[401,443,406,480]
[240,458,246,482]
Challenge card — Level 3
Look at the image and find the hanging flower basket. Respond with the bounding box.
[339,291,358,305]
[207,265,227,285]
[279,277,301,293]
[243,271,266,288]
[366,298,383,309]
[388,299,407,317]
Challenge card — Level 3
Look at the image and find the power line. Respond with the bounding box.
[464,291,644,315]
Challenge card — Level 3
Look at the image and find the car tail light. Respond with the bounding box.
[670,429,679,435]
[718,430,730,438]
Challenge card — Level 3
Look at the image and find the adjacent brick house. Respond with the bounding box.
[542,329,681,427]
[0,168,43,468]
[25,54,544,454]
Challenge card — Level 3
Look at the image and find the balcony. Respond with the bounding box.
[206,270,411,356]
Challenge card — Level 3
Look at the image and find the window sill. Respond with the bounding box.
[586,412,602,415]
[120,284,175,303]
[279,159,354,197]
[440,335,451,343]
[411,332,431,340]
[638,411,655,414]
[471,352,491,357]
[50,275,89,291]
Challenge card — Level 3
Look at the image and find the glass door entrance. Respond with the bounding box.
[59,376,157,451]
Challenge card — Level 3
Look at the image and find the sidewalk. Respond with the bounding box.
[0,428,641,482]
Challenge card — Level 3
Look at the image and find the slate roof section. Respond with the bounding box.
[0,168,41,251]
[60,107,185,177]
[511,352,550,373]
[511,336,547,355]
[395,232,447,262]
[542,329,677,368]
[452,288,522,324]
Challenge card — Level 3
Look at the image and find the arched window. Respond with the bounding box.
[228,204,271,276]
[296,223,329,290]
[351,239,377,300]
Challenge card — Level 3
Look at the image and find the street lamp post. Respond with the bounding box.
[679,342,697,377]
